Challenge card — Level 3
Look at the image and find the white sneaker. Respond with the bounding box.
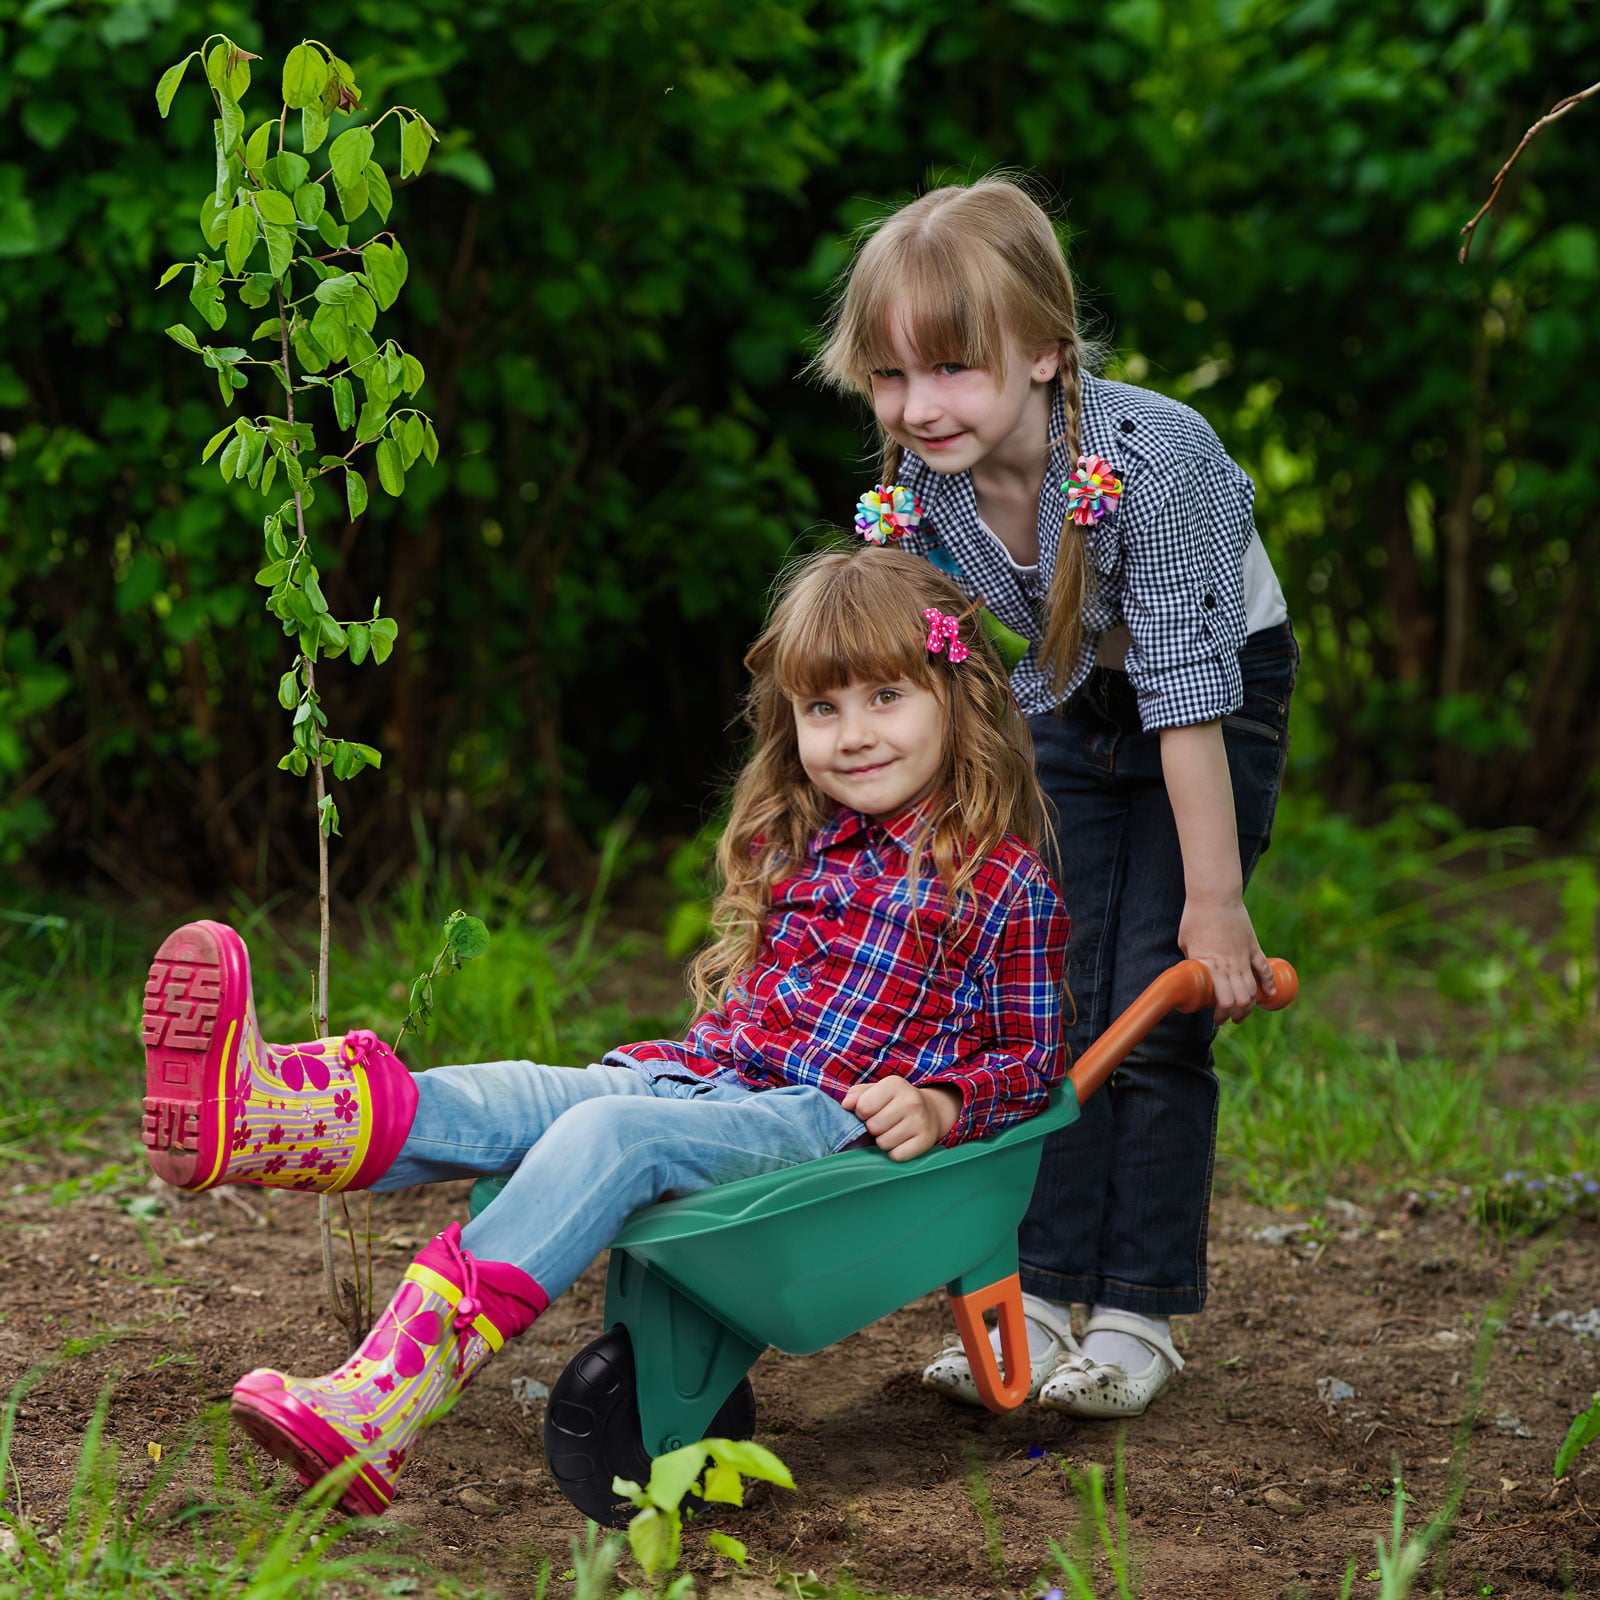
[1037,1310,1184,1417]
[921,1295,1079,1407]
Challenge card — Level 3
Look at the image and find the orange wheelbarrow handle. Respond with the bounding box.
[1066,957,1297,1107]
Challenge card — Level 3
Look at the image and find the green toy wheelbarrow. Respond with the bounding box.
[468,956,1297,1524]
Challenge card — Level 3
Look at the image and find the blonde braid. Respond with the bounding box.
[1038,344,1090,695]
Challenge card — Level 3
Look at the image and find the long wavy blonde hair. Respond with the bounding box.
[812,176,1100,695]
[687,544,1046,1016]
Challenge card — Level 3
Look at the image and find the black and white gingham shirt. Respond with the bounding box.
[889,375,1256,730]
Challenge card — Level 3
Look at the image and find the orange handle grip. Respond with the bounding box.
[947,1273,1030,1413]
[1066,957,1298,1107]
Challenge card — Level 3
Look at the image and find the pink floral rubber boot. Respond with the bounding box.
[231,1223,547,1515]
[140,919,418,1192]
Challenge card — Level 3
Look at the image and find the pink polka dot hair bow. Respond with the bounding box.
[855,483,924,544]
[1062,454,1124,525]
[924,608,968,664]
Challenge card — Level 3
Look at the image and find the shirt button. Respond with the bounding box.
[823,906,841,921]
[794,966,812,987]
[1119,418,1136,433]
[1203,593,1217,610]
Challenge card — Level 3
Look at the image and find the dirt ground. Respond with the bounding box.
[3,1158,1596,1600]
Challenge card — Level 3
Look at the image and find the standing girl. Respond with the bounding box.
[816,177,1298,1417]
[138,545,1070,1515]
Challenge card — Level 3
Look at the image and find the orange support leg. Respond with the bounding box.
[947,1272,1030,1413]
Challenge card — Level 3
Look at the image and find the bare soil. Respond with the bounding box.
[3,1159,1597,1599]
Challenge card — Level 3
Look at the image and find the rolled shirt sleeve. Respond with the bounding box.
[1120,452,1255,731]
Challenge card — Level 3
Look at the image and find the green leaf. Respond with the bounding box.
[363,241,405,311]
[356,402,389,444]
[217,94,244,157]
[332,376,355,429]
[201,424,232,462]
[317,794,341,838]
[314,273,360,305]
[444,913,489,962]
[252,317,282,343]
[261,453,279,495]
[277,669,300,710]
[401,353,425,397]
[244,119,273,173]
[421,420,439,466]
[219,434,243,482]
[351,743,383,770]
[155,262,189,289]
[311,303,350,364]
[335,175,370,224]
[318,613,346,649]
[262,222,296,280]
[255,189,297,226]
[278,749,309,777]
[239,272,274,309]
[302,101,329,155]
[315,210,348,249]
[165,324,202,354]
[700,1461,744,1505]
[705,1439,795,1489]
[155,55,193,118]
[282,43,328,110]
[625,1506,677,1579]
[329,740,356,780]
[199,191,231,248]
[645,1443,714,1513]
[706,1532,748,1566]
[347,620,370,662]
[366,162,393,224]
[293,183,326,226]
[329,126,375,191]
[368,616,398,664]
[399,414,425,469]
[225,203,258,275]
[375,437,405,496]
[302,569,327,614]
[272,151,310,192]
[345,470,369,522]
[1556,1392,1600,1479]
[205,43,231,93]
[347,288,377,333]
[401,115,432,178]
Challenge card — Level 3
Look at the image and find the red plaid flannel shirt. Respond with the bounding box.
[615,805,1070,1145]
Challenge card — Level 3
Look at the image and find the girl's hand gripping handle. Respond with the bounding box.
[1066,957,1297,1108]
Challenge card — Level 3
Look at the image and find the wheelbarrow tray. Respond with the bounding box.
[606,1089,1078,1357]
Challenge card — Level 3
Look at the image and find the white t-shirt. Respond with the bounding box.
[976,517,1288,671]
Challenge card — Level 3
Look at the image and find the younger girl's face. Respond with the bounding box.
[869,318,1057,476]
[792,676,945,818]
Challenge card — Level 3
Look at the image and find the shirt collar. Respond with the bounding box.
[809,800,932,857]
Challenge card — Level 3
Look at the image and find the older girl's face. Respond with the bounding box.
[868,317,1058,476]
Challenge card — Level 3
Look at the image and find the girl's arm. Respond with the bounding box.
[1159,719,1277,1023]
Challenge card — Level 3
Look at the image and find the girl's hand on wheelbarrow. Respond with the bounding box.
[1178,894,1277,1024]
[842,1077,962,1161]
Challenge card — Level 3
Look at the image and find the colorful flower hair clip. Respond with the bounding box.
[923,608,969,664]
[1062,455,1124,526]
[855,483,924,545]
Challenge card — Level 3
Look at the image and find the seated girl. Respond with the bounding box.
[137,544,1070,1516]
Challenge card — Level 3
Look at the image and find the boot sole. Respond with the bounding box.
[140,920,248,1190]
[231,1372,394,1517]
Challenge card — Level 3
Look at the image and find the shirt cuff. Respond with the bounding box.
[1128,652,1243,732]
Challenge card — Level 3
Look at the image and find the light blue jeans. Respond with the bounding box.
[369,1059,866,1300]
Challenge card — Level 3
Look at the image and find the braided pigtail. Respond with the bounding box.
[1038,341,1090,695]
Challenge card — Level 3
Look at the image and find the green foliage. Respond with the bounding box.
[395,906,491,1044]
[152,33,437,824]
[12,1,1596,890]
[611,1437,794,1589]
[1555,1392,1600,1481]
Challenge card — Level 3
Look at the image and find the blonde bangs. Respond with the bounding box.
[767,554,942,703]
[822,218,1012,394]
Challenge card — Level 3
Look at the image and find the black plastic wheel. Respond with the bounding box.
[543,1324,757,1528]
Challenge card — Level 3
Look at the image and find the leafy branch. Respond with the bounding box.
[154,34,440,1346]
